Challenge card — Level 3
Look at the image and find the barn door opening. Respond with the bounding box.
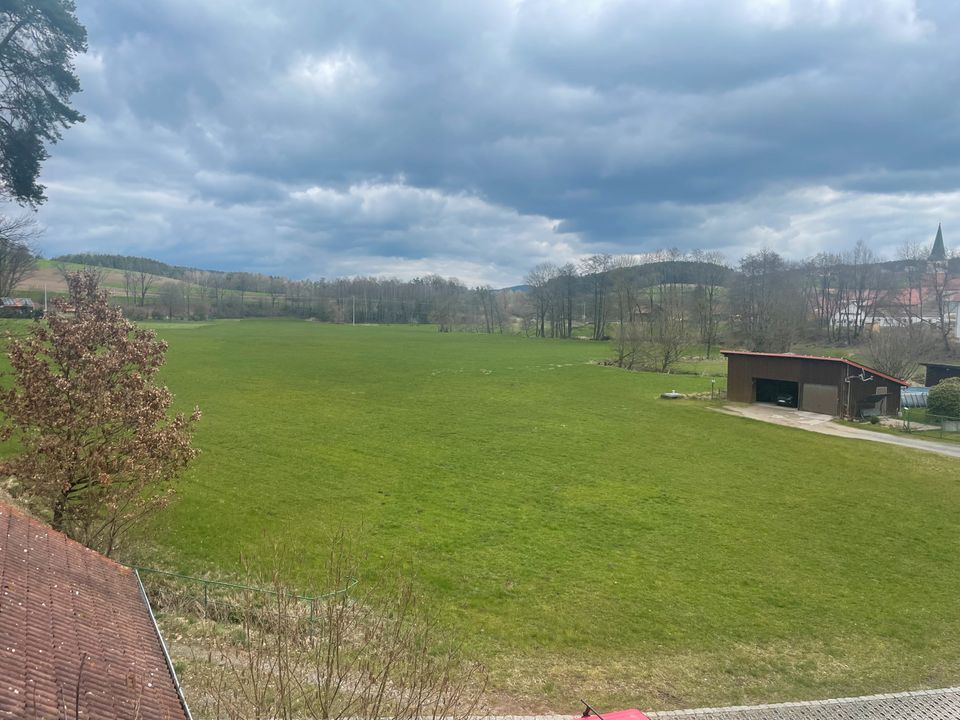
[755,378,799,408]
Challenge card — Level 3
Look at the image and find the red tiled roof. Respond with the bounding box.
[719,350,909,386]
[0,503,189,720]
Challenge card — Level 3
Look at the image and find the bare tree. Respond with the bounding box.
[182,270,199,318]
[524,263,554,337]
[210,272,228,310]
[731,250,805,351]
[122,270,135,306]
[895,239,927,326]
[474,285,495,333]
[611,257,639,365]
[580,254,613,340]
[135,270,153,307]
[928,253,956,353]
[867,324,939,382]
[157,282,184,319]
[267,276,286,313]
[690,249,727,358]
[0,215,39,295]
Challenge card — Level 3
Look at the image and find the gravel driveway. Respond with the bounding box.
[716,404,960,460]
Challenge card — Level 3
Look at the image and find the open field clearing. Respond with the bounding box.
[109,321,960,710]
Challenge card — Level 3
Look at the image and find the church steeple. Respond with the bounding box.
[928,223,947,262]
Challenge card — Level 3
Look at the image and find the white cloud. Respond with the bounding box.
[27,0,960,284]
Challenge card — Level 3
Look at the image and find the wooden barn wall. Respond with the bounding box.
[847,375,902,416]
[925,365,960,387]
[726,356,843,404]
[725,355,903,416]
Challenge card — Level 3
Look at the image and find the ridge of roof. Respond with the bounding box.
[719,349,909,385]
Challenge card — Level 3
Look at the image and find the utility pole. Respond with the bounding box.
[352,295,356,325]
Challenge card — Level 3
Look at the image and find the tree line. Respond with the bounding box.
[522,240,958,375]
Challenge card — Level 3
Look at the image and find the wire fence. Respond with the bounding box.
[901,409,960,439]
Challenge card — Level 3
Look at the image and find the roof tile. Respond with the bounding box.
[0,502,189,720]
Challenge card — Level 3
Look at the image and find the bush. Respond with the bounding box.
[928,377,960,419]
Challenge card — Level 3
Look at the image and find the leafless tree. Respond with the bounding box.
[928,253,956,353]
[731,249,805,351]
[268,276,286,313]
[867,324,940,382]
[0,215,39,295]
[122,270,135,306]
[895,239,927,326]
[690,249,726,358]
[524,263,554,337]
[134,270,153,306]
[611,257,639,365]
[580,254,613,340]
[157,282,184,319]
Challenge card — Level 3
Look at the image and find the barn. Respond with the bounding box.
[922,361,960,388]
[721,350,908,417]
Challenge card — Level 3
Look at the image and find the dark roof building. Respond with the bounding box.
[721,350,908,417]
[922,361,960,388]
[0,502,190,720]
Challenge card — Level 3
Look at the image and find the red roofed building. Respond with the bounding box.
[0,502,190,720]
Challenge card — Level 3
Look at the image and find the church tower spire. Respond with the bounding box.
[928,223,947,262]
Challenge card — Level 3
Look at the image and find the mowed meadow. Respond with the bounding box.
[141,320,960,711]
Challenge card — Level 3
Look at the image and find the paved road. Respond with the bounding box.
[495,686,960,720]
[646,687,960,720]
[717,404,960,459]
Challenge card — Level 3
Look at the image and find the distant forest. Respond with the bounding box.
[53,253,202,280]
[51,237,960,373]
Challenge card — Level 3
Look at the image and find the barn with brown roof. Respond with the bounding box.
[721,350,908,417]
[0,502,190,720]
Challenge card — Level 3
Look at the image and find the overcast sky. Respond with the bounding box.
[26,0,960,286]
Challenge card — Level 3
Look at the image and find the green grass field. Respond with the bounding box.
[93,321,960,710]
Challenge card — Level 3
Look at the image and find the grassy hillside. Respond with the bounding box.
[104,321,960,710]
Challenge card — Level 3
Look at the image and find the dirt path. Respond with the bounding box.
[716,404,960,460]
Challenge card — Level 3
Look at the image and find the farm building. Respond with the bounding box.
[922,361,960,387]
[0,502,191,720]
[721,350,907,417]
[0,297,34,317]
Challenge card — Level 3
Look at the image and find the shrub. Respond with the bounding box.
[928,377,960,419]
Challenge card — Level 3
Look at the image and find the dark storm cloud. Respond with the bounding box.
[30,0,960,285]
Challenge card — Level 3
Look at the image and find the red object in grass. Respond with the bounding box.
[582,710,652,720]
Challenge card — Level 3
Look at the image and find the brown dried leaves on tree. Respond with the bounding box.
[0,271,200,556]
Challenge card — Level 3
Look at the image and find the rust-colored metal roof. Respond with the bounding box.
[719,350,909,386]
[0,502,189,720]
